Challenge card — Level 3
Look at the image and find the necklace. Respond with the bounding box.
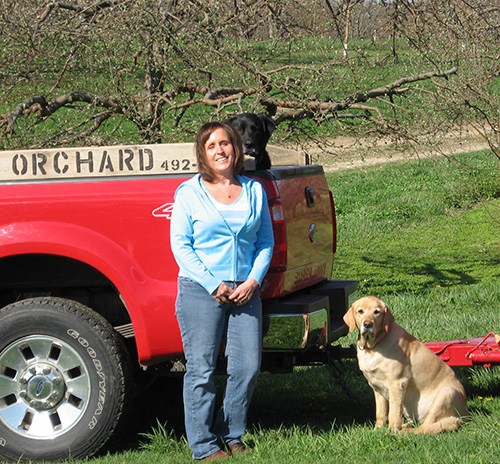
[221,179,239,198]
[202,177,240,202]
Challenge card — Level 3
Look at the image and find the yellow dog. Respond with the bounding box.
[344,296,468,434]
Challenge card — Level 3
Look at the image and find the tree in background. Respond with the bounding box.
[0,0,497,161]
[399,0,500,160]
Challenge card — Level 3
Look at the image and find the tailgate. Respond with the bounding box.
[253,165,335,298]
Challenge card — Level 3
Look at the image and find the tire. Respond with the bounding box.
[0,297,132,461]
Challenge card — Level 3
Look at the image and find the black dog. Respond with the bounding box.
[226,113,275,170]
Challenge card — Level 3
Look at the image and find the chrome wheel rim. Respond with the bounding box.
[0,335,91,439]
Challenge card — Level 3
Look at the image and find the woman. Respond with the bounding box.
[170,121,274,461]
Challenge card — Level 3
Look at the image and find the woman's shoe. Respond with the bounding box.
[198,449,231,461]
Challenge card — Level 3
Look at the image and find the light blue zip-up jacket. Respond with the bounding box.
[170,174,274,295]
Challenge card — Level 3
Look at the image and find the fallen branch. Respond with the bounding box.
[3,92,124,134]
[0,67,458,140]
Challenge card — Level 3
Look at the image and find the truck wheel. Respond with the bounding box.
[0,297,132,462]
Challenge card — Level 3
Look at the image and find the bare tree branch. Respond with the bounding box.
[1,64,459,138]
[37,1,127,25]
[2,93,123,135]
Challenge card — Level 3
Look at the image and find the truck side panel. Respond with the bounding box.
[0,177,184,364]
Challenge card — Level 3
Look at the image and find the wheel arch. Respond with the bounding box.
[0,253,130,326]
[0,221,157,362]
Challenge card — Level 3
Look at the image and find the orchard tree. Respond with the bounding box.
[397,0,500,160]
[0,0,497,161]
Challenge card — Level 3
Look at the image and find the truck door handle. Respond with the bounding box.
[305,187,315,208]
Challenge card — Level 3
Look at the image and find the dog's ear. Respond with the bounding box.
[343,305,357,332]
[383,303,395,330]
[258,114,276,139]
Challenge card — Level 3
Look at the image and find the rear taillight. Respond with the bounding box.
[329,190,337,255]
[268,198,287,273]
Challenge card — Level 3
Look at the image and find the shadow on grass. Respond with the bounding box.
[106,361,375,455]
[105,374,186,455]
[105,360,500,457]
[248,362,375,432]
[358,254,500,295]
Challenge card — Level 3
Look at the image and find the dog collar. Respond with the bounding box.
[359,325,392,350]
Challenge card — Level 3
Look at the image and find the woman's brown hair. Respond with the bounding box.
[195,122,245,182]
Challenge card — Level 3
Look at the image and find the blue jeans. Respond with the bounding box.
[175,277,262,460]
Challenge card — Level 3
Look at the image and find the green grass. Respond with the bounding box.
[328,151,500,296]
[80,150,500,463]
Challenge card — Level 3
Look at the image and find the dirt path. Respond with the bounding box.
[306,131,491,171]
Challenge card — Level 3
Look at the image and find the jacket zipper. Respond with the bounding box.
[200,178,242,282]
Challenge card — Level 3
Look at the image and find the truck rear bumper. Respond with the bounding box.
[262,279,358,351]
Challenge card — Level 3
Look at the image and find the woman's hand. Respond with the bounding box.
[213,282,234,303]
[229,279,259,305]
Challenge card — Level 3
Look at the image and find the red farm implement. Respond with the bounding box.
[426,332,500,367]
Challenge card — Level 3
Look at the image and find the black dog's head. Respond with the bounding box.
[225,113,275,170]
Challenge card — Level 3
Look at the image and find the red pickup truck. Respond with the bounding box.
[0,143,357,461]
